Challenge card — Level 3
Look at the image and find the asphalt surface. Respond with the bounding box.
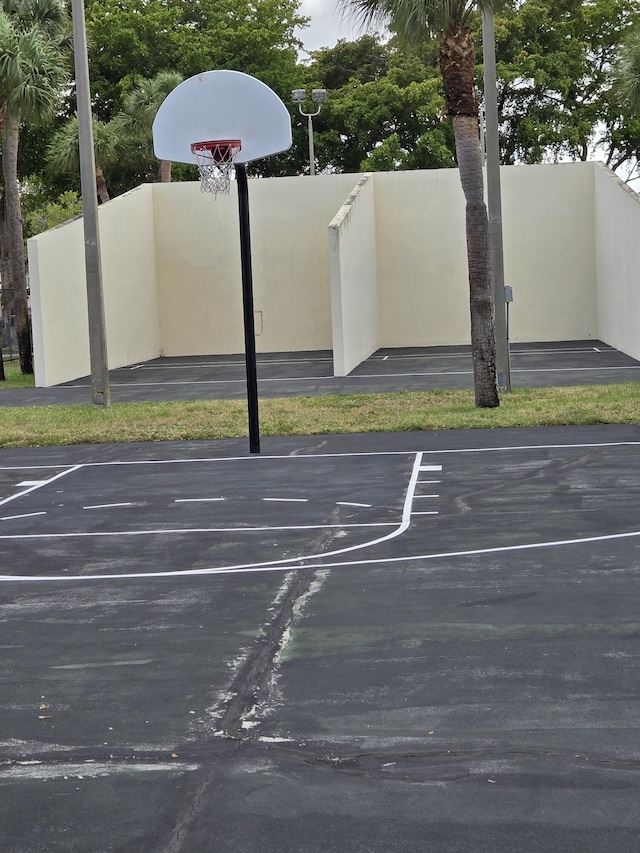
[2,340,640,406]
[1,424,640,851]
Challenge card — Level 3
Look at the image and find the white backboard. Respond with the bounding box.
[152,70,292,165]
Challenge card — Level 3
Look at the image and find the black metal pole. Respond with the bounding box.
[235,164,260,454]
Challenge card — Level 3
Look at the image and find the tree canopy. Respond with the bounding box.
[304,38,455,172]
[83,0,306,119]
[476,0,640,175]
[14,0,640,212]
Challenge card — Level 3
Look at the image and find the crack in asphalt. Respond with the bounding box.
[159,515,342,853]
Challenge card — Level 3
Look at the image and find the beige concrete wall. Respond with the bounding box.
[594,163,640,361]
[30,161,625,388]
[375,168,470,347]
[152,173,359,357]
[28,184,161,387]
[29,216,90,387]
[501,162,598,343]
[329,175,378,376]
[374,162,598,348]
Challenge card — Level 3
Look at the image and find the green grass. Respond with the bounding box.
[0,383,638,448]
[1,358,34,390]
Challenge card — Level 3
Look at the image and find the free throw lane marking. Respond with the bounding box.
[262,497,309,503]
[0,452,427,581]
[83,503,136,510]
[174,498,225,503]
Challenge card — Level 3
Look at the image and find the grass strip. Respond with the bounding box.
[0,384,638,448]
[0,359,33,389]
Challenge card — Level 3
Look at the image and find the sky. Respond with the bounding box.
[295,0,373,55]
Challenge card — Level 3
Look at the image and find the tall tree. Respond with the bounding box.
[480,0,640,176]
[305,37,455,173]
[47,116,121,203]
[83,0,305,118]
[614,29,640,110]
[117,71,184,182]
[343,0,498,407]
[0,0,70,374]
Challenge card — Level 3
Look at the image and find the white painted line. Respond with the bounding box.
[7,526,640,583]
[282,528,640,574]
[174,498,225,503]
[1,512,47,521]
[0,465,73,471]
[32,441,633,475]
[83,503,136,510]
[411,511,439,516]
[367,346,615,360]
[419,465,443,471]
[0,465,83,508]
[402,452,424,525]
[510,366,640,373]
[16,481,48,487]
[262,497,309,503]
[419,480,440,484]
[413,494,439,498]
[336,502,372,508]
[72,449,423,469]
[15,442,639,471]
[334,366,640,380]
[0,522,396,541]
[134,357,334,369]
[418,440,640,456]
[50,659,153,669]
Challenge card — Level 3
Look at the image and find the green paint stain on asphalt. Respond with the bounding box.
[279,622,640,661]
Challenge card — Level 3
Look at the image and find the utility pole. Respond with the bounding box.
[482,6,511,392]
[71,0,110,406]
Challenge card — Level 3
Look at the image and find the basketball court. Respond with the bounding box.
[3,69,640,850]
[1,424,640,851]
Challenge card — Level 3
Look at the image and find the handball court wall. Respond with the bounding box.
[27,161,639,387]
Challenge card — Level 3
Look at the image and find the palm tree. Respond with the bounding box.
[117,71,183,183]
[0,0,71,374]
[614,30,640,111]
[343,0,499,407]
[47,116,121,203]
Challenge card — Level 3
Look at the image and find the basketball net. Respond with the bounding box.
[191,140,242,196]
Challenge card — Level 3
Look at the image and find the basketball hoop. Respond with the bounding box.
[191,139,241,195]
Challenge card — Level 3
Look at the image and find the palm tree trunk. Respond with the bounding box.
[95,165,110,203]
[440,27,498,408]
[158,158,172,182]
[0,204,7,381]
[453,115,498,407]
[2,112,32,375]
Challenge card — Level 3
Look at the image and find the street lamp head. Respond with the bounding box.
[291,89,307,104]
[311,88,327,104]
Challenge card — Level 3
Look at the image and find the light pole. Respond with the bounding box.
[291,88,327,175]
